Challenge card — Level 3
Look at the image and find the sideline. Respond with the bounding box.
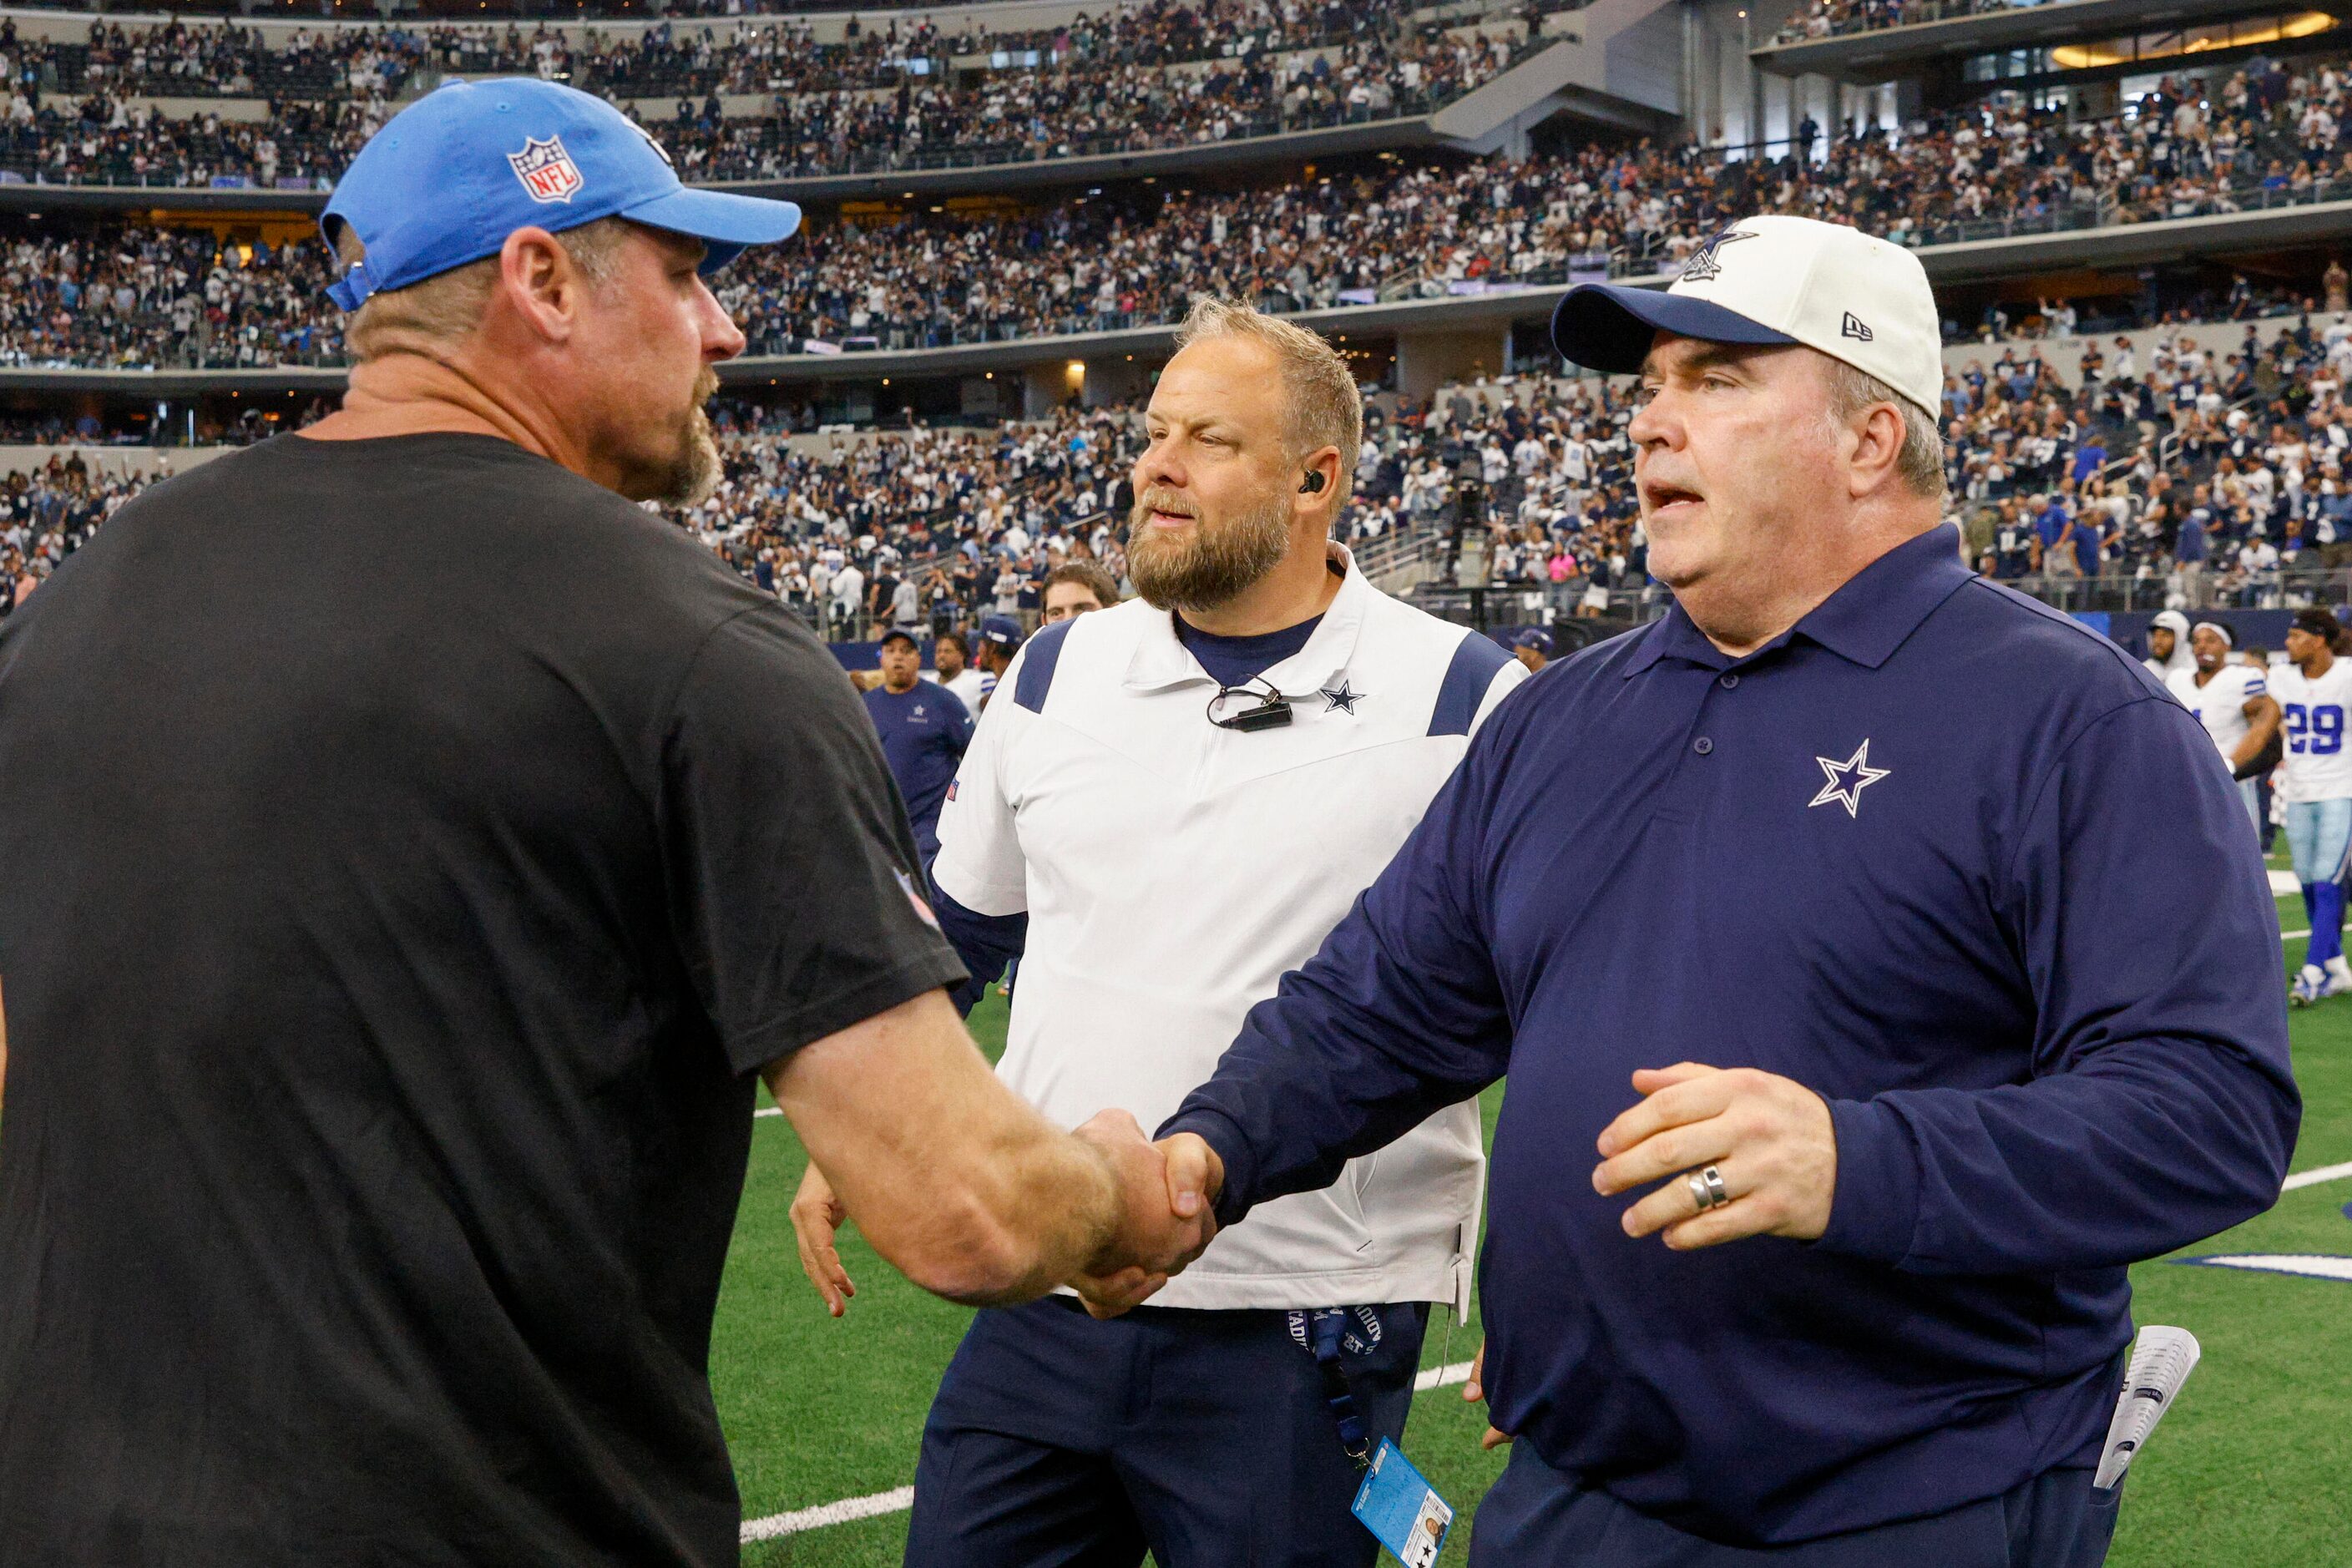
[2283,1160,2352,1192]
[737,1358,1485,1542]
[741,958,2352,1540]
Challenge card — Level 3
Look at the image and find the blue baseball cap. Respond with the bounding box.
[1513,627,1555,655]
[321,77,801,311]
[980,615,1024,649]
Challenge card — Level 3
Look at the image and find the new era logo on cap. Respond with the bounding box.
[1548,215,1944,417]
[508,135,584,204]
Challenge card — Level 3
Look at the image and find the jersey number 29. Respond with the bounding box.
[2284,702,2344,755]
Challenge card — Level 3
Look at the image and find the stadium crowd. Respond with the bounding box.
[0,444,144,610]
[670,376,1638,636]
[53,18,421,99]
[17,306,2352,628]
[0,369,1654,635]
[8,48,2352,365]
[45,0,1434,101]
[1397,373,1651,614]
[0,225,340,370]
[680,403,1141,640]
[1940,311,2352,607]
[0,5,1530,185]
[488,47,2352,333]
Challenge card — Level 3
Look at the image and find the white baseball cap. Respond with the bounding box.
[1550,215,1944,416]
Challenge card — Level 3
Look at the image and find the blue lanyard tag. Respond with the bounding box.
[1350,1437,1454,1566]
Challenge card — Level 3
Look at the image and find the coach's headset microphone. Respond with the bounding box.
[1204,469,1328,733]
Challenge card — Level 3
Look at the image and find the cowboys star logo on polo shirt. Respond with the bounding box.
[508,135,584,205]
[1678,226,1755,284]
[1808,739,1889,817]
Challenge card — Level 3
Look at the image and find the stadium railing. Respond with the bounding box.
[1767,0,2073,45]
[1990,564,2352,615]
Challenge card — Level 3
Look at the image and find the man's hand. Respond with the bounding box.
[1068,1113,1220,1319]
[789,1163,857,1318]
[1157,1131,1223,1224]
[1591,1063,1838,1249]
[1461,1342,1510,1450]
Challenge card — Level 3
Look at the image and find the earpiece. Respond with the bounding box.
[1298,469,1327,494]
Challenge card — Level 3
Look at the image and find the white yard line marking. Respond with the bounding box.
[741,1485,915,1543]
[754,1106,782,1118]
[1415,1358,1480,1393]
[2283,1160,2352,1191]
[2177,1253,2352,1282]
[736,1355,1484,1541]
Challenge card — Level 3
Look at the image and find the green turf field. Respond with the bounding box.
[719,886,2352,1566]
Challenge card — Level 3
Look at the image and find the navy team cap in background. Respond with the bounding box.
[321,77,801,311]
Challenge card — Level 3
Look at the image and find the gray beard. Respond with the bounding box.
[652,402,721,508]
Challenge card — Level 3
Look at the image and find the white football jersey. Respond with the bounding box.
[942,666,994,711]
[2167,663,2269,764]
[2270,658,2352,801]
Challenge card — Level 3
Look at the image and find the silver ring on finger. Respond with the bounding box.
[1685,1164,1729,1213]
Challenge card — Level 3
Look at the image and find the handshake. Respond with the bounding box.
[790,1110,1227,1320]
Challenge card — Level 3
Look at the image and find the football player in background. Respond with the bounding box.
[2274,605,2352,1004]
[2167,621,2280,831]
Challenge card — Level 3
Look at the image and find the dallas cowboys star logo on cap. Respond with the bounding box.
[1808,739,1889,818]
[1678,226,1756,283]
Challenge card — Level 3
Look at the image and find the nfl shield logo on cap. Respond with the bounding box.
[321,78,801,312]
[508,135,584,205]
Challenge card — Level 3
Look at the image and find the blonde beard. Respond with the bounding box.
[1126,487,1292,612]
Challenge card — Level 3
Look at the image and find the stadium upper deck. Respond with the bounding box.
[6,53,2352,386]
[0,0,1608,199]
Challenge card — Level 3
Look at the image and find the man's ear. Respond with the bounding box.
[1846,402,1907,499]
[493,226,584,345]
[1292,444,1343,517]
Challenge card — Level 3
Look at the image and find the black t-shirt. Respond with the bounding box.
[0,432,966,1566]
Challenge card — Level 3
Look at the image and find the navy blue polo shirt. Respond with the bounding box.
[1162,525,2297,1546]
[862,680,972,860]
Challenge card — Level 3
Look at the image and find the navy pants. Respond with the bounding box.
[905,1295,1429,1568]
[1472,1443,2122,1568]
